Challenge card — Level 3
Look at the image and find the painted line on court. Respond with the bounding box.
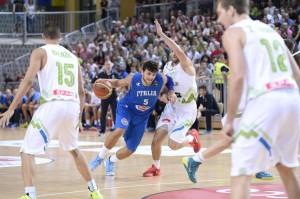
[37,178,230,197]
[38,174,300,197]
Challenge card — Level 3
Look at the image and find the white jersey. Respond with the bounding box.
[163,61,197,106]
[38,44,79,103]
[230,19,298,101]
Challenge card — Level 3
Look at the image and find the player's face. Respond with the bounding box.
[142,69,157,85]
[216,3,232,29]
[171,52,179,63]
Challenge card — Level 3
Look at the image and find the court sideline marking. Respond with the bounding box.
[38,178,231,197]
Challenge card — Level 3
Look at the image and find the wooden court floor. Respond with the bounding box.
[0,128,299,199]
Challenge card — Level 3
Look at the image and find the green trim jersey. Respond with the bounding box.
[229,19,298,101]
[38,44,79,103]
[163,61,197,106]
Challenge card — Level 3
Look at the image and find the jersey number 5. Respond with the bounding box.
[56,62,75,87]
[260,38,288,73]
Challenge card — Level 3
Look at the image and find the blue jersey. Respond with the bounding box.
[119,72,164,115]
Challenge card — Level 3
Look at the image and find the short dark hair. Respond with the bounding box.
[142,60,159,73]
[217,0,249,15]
[199,85,207,91]
[43,23,61,39]
[284,39,295,52]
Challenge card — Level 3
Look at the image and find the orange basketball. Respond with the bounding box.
[92,79,112,99]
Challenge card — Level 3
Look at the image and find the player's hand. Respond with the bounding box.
[0,109,14,128]
[196,110,201,119]
[154,19,163,37]
[167,91,177,104]
[221,121,234,140]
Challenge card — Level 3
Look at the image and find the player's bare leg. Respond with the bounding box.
[143,127,167,177]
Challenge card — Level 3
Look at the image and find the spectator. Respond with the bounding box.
[12,0,25,33]
[92,58,119,134]
[191,85,219,134]
[83,91,101,129]
[0,0,8,11]
[100,0,108,19]
[25,0,35,33]
[21,88,40,128]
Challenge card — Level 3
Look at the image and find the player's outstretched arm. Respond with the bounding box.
[222,28,246,136]
[154,19,194,75]
[0,48,44,127]
[105,74,133,89]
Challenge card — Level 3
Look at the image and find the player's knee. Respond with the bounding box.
[113,128,125,137]
[69,148,80,158]
[125,147,135,155]
[152,129,167,145]
[168,139,180,150]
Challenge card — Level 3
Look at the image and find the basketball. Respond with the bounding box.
[92,79,112,99]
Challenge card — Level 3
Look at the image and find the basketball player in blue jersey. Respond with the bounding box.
[89,60,176,176]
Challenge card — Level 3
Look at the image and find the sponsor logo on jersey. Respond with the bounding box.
[265,79,295,90]
[152,80,158,86]
[121,118,129,126]
[53,89,74,96]
[135,105,150,112]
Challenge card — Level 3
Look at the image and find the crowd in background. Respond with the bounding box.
[1,0,299,131]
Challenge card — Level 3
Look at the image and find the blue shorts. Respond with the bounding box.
[115,103,150,152]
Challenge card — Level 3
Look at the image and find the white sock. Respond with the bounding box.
[185,134,194,143]
[88,179,97,192]
[153,160,160,169]
[98,146,109,159]
[86,120,90,125]
[25,186,36,199]
[110,154,119,163]
[192,151,205,163]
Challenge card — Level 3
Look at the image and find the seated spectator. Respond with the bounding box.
[83,91,101,129]
[21,88,40,127]
[191,85,219,134]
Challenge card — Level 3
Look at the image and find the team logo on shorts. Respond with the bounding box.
[121,118,129,126]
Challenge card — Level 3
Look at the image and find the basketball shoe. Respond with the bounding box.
[19,194,31,199]
[182,157,201,183]
[89,155,104,171]
[90,189,104,199]
[187,129,201,153]
[142,164,160,177]
[105,156,115,176]
[255,171,273,180]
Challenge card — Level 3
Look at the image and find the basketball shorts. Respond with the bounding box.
[156,102,197,143]
[20,101,80,155]
[115,103,150,152]
[230,89,300,176]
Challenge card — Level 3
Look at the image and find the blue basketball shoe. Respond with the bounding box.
[89,155,104,171]
[255,171,273,180]
[182,157,201,183]
[105,156,115,176]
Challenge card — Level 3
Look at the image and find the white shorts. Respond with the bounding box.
[156,102,197,143]
[230,89,300,176]
[20,100,80,155]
